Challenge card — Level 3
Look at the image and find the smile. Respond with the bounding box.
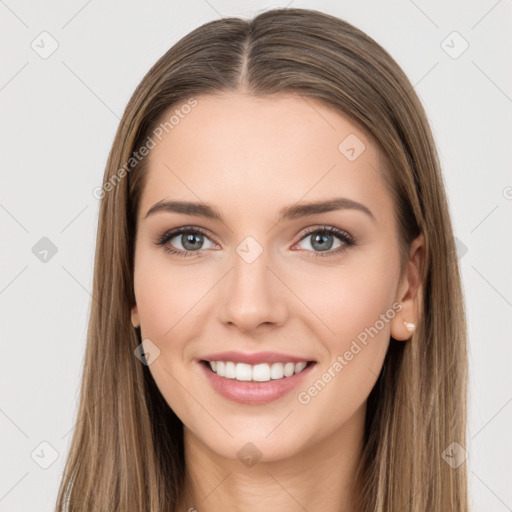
[199,359,317,405]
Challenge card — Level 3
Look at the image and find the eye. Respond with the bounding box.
[155,225,356,259]
[154,226,218,258]
[293,225,355,257]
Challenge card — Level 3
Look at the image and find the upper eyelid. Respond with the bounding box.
[300,225,352,239]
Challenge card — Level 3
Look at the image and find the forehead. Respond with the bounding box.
[139,92,392,222]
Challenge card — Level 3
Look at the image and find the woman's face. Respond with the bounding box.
[131,92,419,461]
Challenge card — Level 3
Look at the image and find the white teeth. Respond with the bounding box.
[252,363,270,382]
[207,360,311,381]
[225,361,236,379]
[270,362,284,379]
[295,361,307,373]
[283,362,295,377]
[235,363,252,381]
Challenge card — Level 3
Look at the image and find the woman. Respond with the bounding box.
[56,7,468,512]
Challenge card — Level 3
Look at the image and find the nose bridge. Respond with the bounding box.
[230,236,272,302]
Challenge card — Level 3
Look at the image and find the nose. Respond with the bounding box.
[219,246,288,334]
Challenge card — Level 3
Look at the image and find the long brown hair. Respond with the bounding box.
[55,8,468,511]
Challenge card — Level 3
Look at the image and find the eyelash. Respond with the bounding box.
[154,225,356,259]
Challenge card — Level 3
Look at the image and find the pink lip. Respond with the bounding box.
[198,360,316,405]
[198,350,316,365]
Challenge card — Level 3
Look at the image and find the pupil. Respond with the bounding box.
[182,233,202,251]
[313,233,333,251]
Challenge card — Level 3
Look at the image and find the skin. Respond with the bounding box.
[131,92,424,512]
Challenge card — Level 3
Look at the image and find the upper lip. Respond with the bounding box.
[199,351,316,365]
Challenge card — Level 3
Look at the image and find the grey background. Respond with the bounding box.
[1,0,511,510]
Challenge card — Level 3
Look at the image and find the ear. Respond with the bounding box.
[390,233,425,341]
[131,304,140,328]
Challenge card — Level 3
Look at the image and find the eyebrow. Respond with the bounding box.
[144,197,375,223]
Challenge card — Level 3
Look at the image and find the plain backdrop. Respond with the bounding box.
[1,0,511,511]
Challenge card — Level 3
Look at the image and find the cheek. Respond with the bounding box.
[291,249,400,354]
[291,257,399,439]
[335,265,397,342]
[133,253,206,418]
[133,248,211,343]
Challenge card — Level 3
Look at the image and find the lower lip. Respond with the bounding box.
[198,360,316,405]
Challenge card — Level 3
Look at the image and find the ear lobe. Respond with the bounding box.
[131,305,140,329]
[390,234,425,341]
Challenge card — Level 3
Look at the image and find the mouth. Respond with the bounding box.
[198,359,317,405]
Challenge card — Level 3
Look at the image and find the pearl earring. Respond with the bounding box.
[403,321,415,332]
